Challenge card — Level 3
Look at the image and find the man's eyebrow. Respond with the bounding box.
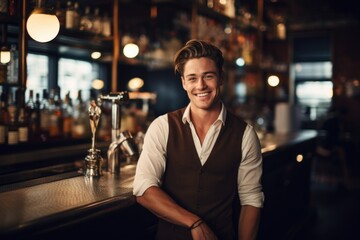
[184,73,196,78]
[203,71,217,75]
[184,71,217,78]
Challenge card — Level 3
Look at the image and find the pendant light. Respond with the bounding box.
[0,46,10,64]
[26,0,60,43]
[0,24,10,64]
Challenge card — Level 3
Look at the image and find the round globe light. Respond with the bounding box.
[91,51,102,59]
[92,79,105,90]
[128,77,144,91]
[267,75,280,87]
[236,57,245,67]
[123,43,139,58]
[27,10,60,43]
[0,47,11,64]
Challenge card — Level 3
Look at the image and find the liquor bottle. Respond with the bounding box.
[102,13,112,37]
[18,107,29,143]
[80,6,92,32]
[40,89,50,141]
[54,88,64,138]
[62,92,73,138]
[7,91,18,145]
[34,92,41,140]
[25,89,36,140]
[92,8,102,34]
[65,1,73,29]
[65,1,80,30]
[71,90,89,139]
[0,91,8,145]
[48,88,62,139]
[16,88,29,143]
[73,2,80,30]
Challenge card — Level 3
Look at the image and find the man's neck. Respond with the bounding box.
[189,102,222,144]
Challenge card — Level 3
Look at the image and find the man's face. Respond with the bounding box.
[181,57,223,111]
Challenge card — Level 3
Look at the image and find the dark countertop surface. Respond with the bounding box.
[0,164,137,237]
[0,130,318,237]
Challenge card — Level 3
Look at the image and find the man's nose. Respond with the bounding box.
[197,78,206,89]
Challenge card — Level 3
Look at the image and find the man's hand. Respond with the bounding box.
[191,222,218,240]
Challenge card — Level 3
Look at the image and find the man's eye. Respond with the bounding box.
[204,74,215,79]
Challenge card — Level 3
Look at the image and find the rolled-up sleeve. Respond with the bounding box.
[133,115,168,196]
[238,125,264,208]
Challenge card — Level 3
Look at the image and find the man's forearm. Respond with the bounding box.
[136,186,199,228]
[238,205,261,240]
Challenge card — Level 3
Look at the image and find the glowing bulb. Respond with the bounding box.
[296,154,303,163]
[224,24,232,34]
[27,11,60,43]
[267,75,280,87]
[236,57,245,67]
[123,43,139,58]
[0,48,11,64]
[92,79,104,90]
[128,77,144,91]
[91,51,102,59]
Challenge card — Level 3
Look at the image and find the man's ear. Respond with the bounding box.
[219,71,225,86]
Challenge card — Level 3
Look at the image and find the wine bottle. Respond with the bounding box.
[25,89,36,140]
[62,92,73,138]
[40,89,50,141]
[18,107,29,143]
[16,88,28,143]
[80,6,92,32]
[7,91,18,145]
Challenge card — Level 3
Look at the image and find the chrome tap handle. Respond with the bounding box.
[89,100,102,150]
[97,91,131,174]
[108,130,139,172]
[99,91,129,104]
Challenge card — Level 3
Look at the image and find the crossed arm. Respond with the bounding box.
[137,186,261,240]
[136,186,218,240]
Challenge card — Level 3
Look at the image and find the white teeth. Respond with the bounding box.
[197,93,208,97]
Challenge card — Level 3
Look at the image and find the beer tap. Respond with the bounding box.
[84,100,103,177]
[98,91,139,174]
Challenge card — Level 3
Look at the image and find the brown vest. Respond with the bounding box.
[156,108,246,240]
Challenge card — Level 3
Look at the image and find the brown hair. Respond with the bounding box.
[174,39,224,77]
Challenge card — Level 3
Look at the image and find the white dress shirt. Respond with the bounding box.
[133,103,264,208]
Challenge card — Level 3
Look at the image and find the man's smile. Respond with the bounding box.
[195,92,210,97]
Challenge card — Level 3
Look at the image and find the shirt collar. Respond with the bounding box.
[182,102,227,126]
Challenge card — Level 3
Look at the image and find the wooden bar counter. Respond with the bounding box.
[0,130,318,240]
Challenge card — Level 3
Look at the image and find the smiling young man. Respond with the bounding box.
[133,39,264,240]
